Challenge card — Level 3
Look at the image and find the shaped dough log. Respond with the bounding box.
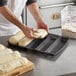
[38,29,48,38]
[33,32,42,38]
[9,31,25,45]
[18,37,34,47]
[18,29,48,47]
[33,29,48,39]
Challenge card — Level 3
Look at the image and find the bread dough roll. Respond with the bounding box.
[33,32,42,38]
[18,29,48,47]
[9,31,25,45]
[33,29,48,39]
[0,44,6,50]
[18,37,34,47]
[38,29,48,38]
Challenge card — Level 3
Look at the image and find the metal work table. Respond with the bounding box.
[0,28,76,76]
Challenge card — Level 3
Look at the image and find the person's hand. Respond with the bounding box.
[23,26,38,38]
[37,21,48,32]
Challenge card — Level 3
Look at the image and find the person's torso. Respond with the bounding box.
[0,0,27,36]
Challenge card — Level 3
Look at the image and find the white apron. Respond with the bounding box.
[0,0,27,36]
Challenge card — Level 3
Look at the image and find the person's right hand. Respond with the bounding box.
[37,21,48,32]
[22,26,38,38]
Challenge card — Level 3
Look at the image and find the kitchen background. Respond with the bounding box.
[22,0,73,30]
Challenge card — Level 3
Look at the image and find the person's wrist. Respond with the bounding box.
[37,20,44,27]
[37,19,43,24]
[36,16,43,23]
[20,24,27,32]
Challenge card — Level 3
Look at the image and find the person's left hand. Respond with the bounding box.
[37,21,48,32]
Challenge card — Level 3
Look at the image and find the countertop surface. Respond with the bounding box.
[0,28,76,76]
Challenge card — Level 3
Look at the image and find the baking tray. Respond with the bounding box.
[8,33,69,57]
[26,34,68,56]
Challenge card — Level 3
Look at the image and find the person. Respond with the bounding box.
[0,0,48,38]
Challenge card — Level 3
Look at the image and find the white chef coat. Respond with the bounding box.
[0,0,27,36]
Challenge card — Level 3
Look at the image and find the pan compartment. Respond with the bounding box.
[26,37,46,49]
[44,37,68,56]
[35,35,57,51]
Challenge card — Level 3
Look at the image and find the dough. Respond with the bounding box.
[33,29,48,38]
[0,51,21,64]
[18,29,48,47]
[0,44,30,74]
[12,51,21,58]
[0,49,29,74]
[18,37,34,47]
[9,29,48,46]
[9,31,25,45]
[33,32,42,38]
[62,23,76,39]
[38,29,48,38]
[0,57,28,73]
[0,44,6,50]
[0,48,13,56]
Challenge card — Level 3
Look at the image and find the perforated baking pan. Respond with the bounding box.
[26,34,68,56]
[8,33,68,57]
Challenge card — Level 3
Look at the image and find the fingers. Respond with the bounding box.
[43,25,49,32]
[31,28,41,38]
[23,26,48,38]
[26,33,35,39]
[23,27,35,38]
[32,28,39,33]
[46,26,49,32]
[27,30,35,38]
[27,28,39,38]
[38,25,49,32]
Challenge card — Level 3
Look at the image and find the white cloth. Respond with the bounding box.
[0,0,27,36]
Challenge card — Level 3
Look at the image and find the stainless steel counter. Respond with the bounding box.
[0,28,76,76]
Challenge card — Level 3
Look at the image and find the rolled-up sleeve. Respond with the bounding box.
[26,0,36,6]
[0,0,7,7]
